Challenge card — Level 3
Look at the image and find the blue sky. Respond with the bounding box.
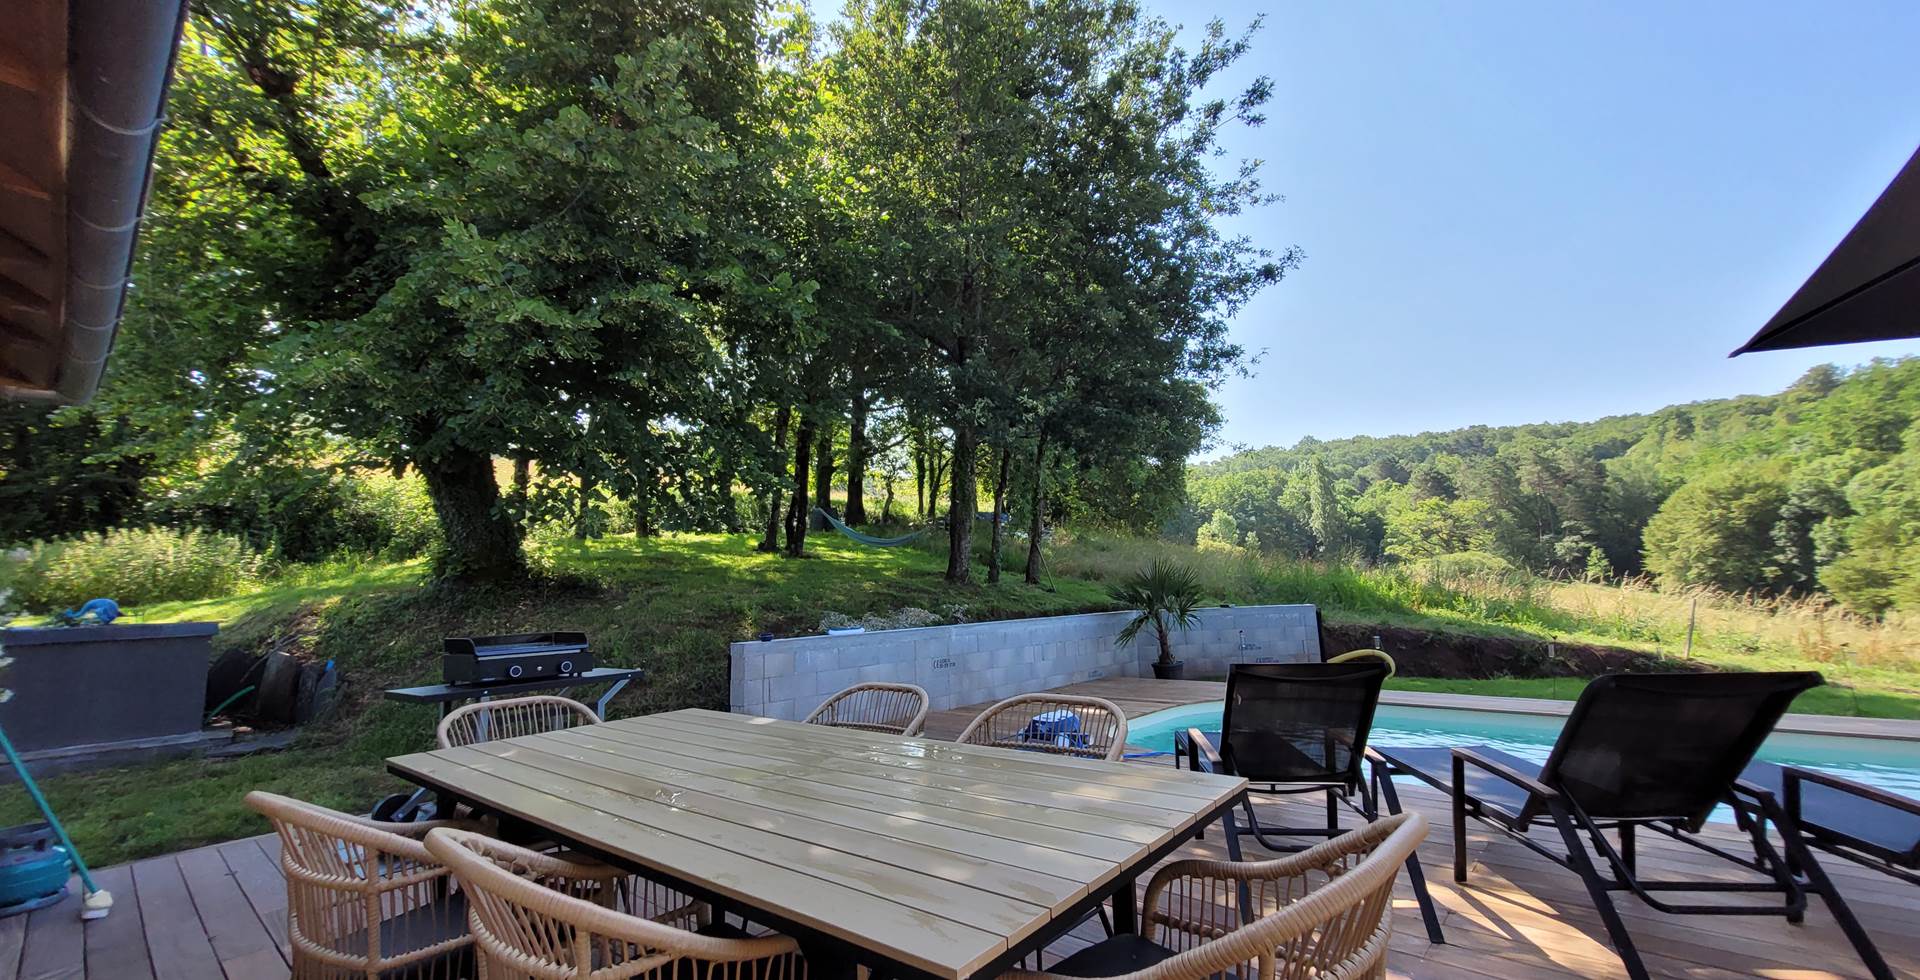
[1143,2,1920,456]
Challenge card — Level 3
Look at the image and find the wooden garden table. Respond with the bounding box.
[388,707,1248,980]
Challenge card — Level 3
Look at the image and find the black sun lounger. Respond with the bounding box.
[1366,672,1892,980]
[1743,761,1920,885]
[1177,661,1445,942]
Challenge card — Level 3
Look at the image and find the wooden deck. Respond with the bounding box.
[9,677,1917,979]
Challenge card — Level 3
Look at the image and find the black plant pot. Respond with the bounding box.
[1151,659,1186,680]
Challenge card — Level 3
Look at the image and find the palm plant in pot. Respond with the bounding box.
[1111,559,1206,679]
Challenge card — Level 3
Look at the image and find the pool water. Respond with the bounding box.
[1127,700,1920,803]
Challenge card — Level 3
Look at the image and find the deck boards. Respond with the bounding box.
[19,676,1920,979]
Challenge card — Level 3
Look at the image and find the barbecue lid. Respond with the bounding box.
[443,631,589,657]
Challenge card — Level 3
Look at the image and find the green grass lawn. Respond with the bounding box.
[0,533,1113,866]
[6,530,1917,868]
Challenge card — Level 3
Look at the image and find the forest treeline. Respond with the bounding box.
[1183,359,1920,617]
[0,0,1287,586]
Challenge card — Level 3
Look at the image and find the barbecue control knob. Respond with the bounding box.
[507,665,524,679]
[560,661,574,674]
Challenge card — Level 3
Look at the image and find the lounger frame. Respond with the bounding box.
[1368,672,1894,980]
[1783,765,1920,887]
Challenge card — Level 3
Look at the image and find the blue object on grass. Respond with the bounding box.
[61,598,121,625]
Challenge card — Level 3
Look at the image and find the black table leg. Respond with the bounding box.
[801,943,860,980]
[1108,874,1138,935]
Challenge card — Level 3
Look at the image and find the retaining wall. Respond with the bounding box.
[729,604,1320,721]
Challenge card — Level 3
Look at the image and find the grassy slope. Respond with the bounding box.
[7,530,1918,867]
[0,534,1111,865]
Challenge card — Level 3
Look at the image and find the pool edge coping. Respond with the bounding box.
[1127,688,1920,743]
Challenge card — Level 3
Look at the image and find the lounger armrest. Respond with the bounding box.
[1783,766,1920,817]
[1186,728,1224,774]
[1452,748,1557,800]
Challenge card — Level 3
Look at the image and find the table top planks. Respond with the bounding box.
[389,707,1246,980]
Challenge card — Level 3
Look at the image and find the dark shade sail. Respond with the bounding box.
[1734,144,1920,356]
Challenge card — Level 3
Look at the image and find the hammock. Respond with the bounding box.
[814,508,931,547]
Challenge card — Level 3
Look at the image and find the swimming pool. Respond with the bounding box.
[1127,700,1920,802]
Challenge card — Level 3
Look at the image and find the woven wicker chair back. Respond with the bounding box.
[426,828,805,980]
[803,682,931,736]
[438,695,602,749]
[955,694,1129,762]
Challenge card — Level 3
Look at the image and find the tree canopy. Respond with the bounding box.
[66,0,1285,584]
[1185,358,1920,617]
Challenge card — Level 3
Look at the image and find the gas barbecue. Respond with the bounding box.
[442,631,592,686]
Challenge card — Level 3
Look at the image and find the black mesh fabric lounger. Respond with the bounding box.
[1743,761,1920,885]
[1178,661,1444,943]
[1366,671,1893,980]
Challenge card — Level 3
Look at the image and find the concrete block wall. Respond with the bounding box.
[729,604,1320,721]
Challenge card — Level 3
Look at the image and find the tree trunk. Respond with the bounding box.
[574,470,596,540]
[929,440,949,520]
[813,418,836,522]
[946,420,976,583]
[988,443,1010,584]
[717,478,740,533]
[845,394,869,525]
[1156,614,1173,665]
[510,454,531,509]
[787,414,815,557]
[758,405,789,553]
[913,436,926,519]
[1025,432,1048,584]
[419,444,524,583]
[715,452,740,534]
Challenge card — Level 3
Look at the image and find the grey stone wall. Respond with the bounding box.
[729,604,1320,721]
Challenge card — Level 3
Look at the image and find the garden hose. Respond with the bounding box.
[1328,648,1398,677]
[205,684,256,722]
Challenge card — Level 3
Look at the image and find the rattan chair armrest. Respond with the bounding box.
[1142,814,1398,920]
[518,849,630,884]
[524,878,801,963]
[363,816,488,838]
[1053,814,1426,980]
[1453,747,1557,800]
[1783,765,1920,816]
[1026,863,1396,980]
[1185,728,1223,774]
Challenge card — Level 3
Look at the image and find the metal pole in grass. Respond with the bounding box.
[1684,594,1698,659]
[1846,649,1861,716]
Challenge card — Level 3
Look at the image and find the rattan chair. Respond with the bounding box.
[426,827,805,980]
[437,694,602,749]
[957,694,1128,762]
[1009,811,1427,980]
[246,790,488,979]
[803,681,931,736]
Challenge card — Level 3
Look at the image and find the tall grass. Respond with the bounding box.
[1546,578,1920,671]
[1047,531,1561,630]
[1048,530,1920,676]
[5,529,266,611]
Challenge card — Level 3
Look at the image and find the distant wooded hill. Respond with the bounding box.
[1182,358,1920,616]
